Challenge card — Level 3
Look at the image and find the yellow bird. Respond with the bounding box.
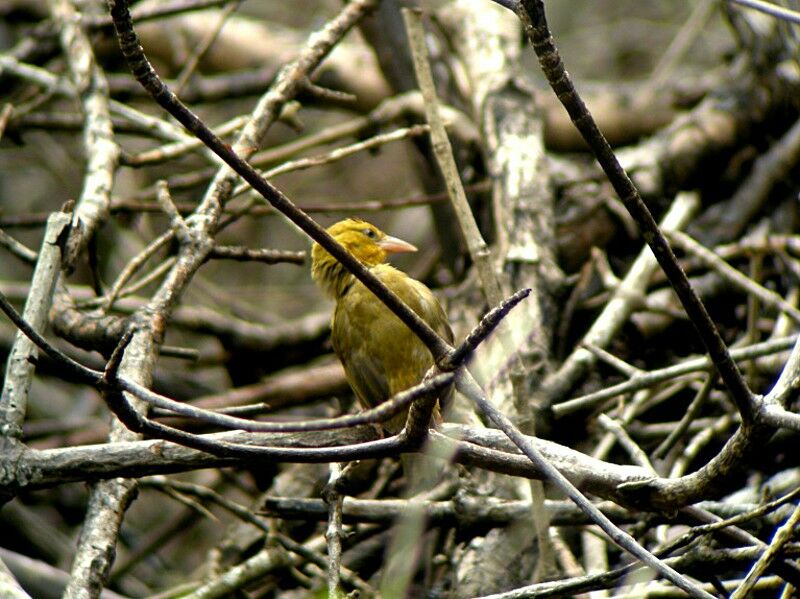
[311,218,454,434]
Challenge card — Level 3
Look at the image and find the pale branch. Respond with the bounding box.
[0,212,71,438]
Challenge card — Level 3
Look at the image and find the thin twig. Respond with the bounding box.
[0,229,38,265]
[554,337,795,418]
[652,374,715,459]
[729,0,800,25]
[669,230,800,323]
[731,502,800,598]
[117,371,453,433]
[446,288,531,368]
[173,0,242,95]
[596,414,654,472]
[101,230,174,313]
[206,245,305,264]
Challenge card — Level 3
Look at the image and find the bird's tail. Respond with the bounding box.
[401,431,457,496]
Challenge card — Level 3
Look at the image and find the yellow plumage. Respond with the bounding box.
[311,219,453,433]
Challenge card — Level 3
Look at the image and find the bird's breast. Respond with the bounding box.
[331,267,437,408]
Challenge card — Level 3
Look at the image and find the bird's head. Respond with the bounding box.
[311,218,417,297]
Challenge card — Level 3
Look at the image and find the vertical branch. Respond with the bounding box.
[49,0,119,263]
[48,0,129,591]
[325,464,344,598]
[0,212,71,439]
[442,3,562,589]
[402,6,557,580]
[402,9,502,308]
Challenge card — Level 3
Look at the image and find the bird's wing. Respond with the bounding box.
[331,286,392,408]
[331,265,453,412]
[381,268,456,414]
[400,275,454,345]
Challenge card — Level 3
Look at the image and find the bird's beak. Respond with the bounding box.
[378,234,417,254]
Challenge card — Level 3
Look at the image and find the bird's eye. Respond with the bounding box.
[363,228,377,239]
